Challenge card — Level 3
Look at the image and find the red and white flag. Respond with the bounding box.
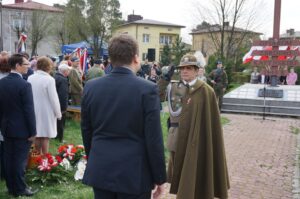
[242,45,291,64]
[80,48,88,74]
[16,33,27,53]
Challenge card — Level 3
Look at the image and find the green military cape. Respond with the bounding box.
[170,80,230,199]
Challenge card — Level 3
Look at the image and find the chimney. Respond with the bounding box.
[127,14,143,23]
[15,0,24,3]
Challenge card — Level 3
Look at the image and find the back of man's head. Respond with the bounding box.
[8,54,25,70]
[108,34,139,67]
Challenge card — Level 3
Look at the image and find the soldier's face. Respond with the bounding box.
[73,61,79,68]
[180,66,198,82]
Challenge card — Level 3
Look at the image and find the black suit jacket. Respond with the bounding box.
[81,67,166,194]
[0,73,36,138]
[54,72,69,112]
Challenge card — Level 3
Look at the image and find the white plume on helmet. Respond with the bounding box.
[194,50,206,67]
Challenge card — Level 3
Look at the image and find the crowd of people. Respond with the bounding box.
[2,32,299,198]
[0,34,231,199]
[250,66,298,85]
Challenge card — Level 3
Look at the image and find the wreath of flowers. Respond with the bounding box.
[57,144,85,166]
[27,144,87,185]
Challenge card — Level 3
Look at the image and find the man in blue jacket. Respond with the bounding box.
[0,54,37,197]
[81,35,166,199]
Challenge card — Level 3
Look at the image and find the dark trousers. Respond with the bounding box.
[3,137,31,194]
[217,94,224,110]
[215,89,224,111]
[0,140,4,180]
[93,187,151,199]
[56,112,66,142]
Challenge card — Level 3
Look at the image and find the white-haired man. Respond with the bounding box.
[54,64,71,142]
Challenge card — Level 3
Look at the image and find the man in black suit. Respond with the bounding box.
[81,35,166,199]
[54,63,71,142]
[0,54,37,197]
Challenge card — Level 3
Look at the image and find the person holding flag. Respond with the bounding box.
[16,33,27,53]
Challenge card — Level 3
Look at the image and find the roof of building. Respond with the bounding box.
[3,1,63,13]
[119,19,185,28]
[190,25,261,35]
[280,31,300,38]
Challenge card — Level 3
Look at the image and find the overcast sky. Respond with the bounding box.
[3,0,300,43]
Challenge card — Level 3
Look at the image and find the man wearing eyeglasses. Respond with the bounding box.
[0,54,38,197]
[168,54,229,199]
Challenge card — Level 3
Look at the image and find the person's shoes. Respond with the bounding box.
[13,188,38,197]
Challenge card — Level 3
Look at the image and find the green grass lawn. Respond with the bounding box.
[0,114,229,198]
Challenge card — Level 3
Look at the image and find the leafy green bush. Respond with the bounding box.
[231,72,250,84]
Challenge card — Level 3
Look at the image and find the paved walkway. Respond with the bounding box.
[161,114,300,199]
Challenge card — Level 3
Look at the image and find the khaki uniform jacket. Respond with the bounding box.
[208,69,228,96]
[69,68,83,94]
[85,66,104,82]
[170,80,230,199]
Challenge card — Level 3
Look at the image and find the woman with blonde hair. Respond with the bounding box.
[28,56,61,155]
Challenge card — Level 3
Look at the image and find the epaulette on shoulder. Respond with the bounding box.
[170,80,180,83]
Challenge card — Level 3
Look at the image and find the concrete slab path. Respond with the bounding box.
[161,114,300,199]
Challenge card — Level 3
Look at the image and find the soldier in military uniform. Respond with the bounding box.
[85,59,104,82]
[69,57,83,105]
[166,79,188,182]
[168,54,229,199]
[208,61,228,110]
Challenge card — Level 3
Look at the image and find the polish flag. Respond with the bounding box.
[242,45,291,64]
[16,33,27,53]
[242,46,263,64]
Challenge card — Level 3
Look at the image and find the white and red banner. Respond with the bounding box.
[16,33,27,53]
[242,45,300,64]
[80,48,88,75]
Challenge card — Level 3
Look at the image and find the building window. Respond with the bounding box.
[122,32,128,34]
[13,19,23,29]
[168,28,172,31]
[144,27,149,29]
[143,34,150,43]
[159,35,172,44]
[142,53,147,61]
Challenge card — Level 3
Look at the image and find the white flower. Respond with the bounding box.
[74,159,87,181]
[60,158,72,170]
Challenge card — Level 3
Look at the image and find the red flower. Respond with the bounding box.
[48,157,54,165]
[44,153,52,159]
[55,156,63,163]
[36,156,43,164]
[71,148,77,153]
[76,145,84,149]
[58,145,67,153]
